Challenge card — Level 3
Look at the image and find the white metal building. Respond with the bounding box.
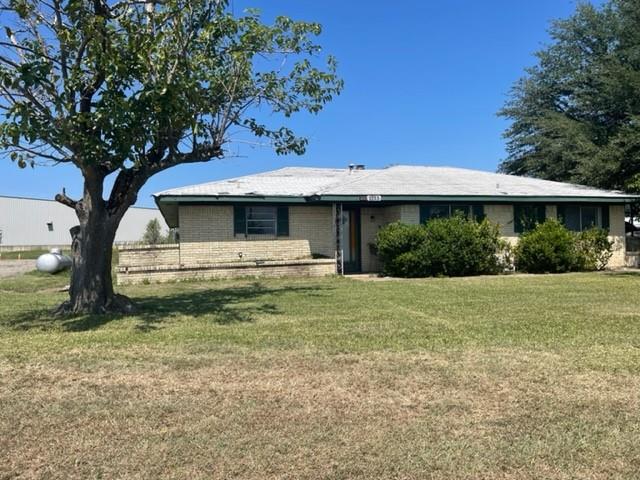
[0,195,167,247]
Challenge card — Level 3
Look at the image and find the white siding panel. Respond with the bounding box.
[0,196,166,246]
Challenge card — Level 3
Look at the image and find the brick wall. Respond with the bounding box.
[400,204,420,224]
[484,204,518,245]
[180,239,312,265]
[118,244,180,267]
[178,205,334,262]
[117,258,336,285]
[289,206,334,257]
[180,205,234,242]
[608,204,626,268]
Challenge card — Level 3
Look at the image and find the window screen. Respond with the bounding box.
[246,206,277,235]
[581,206,599,229]
[234,206,289,236]
[561,206,581,231]
[558,205,604,232]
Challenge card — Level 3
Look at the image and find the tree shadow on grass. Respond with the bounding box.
[5,281,334,332]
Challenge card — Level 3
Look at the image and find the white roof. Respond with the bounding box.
[155,165,632,199]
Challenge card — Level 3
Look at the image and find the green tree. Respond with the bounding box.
[142,219,163,245]
[0,0,342,314]
[499,0,640,191]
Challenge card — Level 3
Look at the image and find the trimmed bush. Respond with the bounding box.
[576,227,613,271]
[375,223,428,277]
[515,221,615,273]
[514,220,579,273]
[376,215,506,277]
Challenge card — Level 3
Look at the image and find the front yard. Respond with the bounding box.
[1,271,640,479]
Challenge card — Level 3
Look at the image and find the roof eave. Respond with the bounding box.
[154,194,309,204]
[316,194,637,203]
[152,194,639,216]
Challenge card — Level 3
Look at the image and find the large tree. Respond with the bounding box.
[499,0,640,192]
[0,0,342,314]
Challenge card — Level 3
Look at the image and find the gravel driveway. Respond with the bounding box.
[0,260,35,278]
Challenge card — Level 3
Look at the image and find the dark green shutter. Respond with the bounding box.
[233,206,246,236]
[557,205,566,226]
[472,205,485,221]
[514,205,524,233]
[276,206,289,236]
[419,205,428,224]
[601,205,610,232]
[537,205,546,224]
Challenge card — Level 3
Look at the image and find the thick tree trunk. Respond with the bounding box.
[54,170,136,316]
[55,220,131,316]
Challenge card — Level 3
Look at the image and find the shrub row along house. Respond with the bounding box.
[116,165,638,284]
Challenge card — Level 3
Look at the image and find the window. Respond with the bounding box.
[234,206,289,236]
[557,205,609,232]
[419,204,484,224]
[513,205,546,233]
[247,206,277,235]
[560,206,581,231]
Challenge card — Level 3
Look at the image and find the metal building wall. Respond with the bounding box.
[0,196,167,246]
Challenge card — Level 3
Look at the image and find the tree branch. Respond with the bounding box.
[55,188,78,209]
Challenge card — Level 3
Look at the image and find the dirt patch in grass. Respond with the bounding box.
[0,259,35,278]
[2,350,639,479]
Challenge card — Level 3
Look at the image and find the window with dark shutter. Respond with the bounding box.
[234,206,246,235]
[276,207,289,236]
[601,205,610,231]
[234,206,287,236]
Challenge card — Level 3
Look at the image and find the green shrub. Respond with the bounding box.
[418,215,506,277]
[514,220,580,273]
[575,227,613,271]
[375,223,428,277]
[376,215,506,277]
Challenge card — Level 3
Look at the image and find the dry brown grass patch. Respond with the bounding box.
[2,349,639,479]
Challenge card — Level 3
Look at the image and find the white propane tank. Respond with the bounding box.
[36,248,72,274]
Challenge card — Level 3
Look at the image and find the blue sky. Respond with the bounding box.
[0,0,598,207]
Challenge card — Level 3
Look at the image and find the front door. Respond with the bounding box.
[340,207,361,273]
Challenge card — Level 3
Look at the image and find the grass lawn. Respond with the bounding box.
[1,271,640,479]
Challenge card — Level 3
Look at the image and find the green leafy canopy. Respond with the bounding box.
[0,0,343,173]
[499,0,640,192]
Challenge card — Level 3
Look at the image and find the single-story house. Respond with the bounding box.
[116,165,638,284]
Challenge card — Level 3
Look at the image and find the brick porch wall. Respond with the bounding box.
[117,258,336,285]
